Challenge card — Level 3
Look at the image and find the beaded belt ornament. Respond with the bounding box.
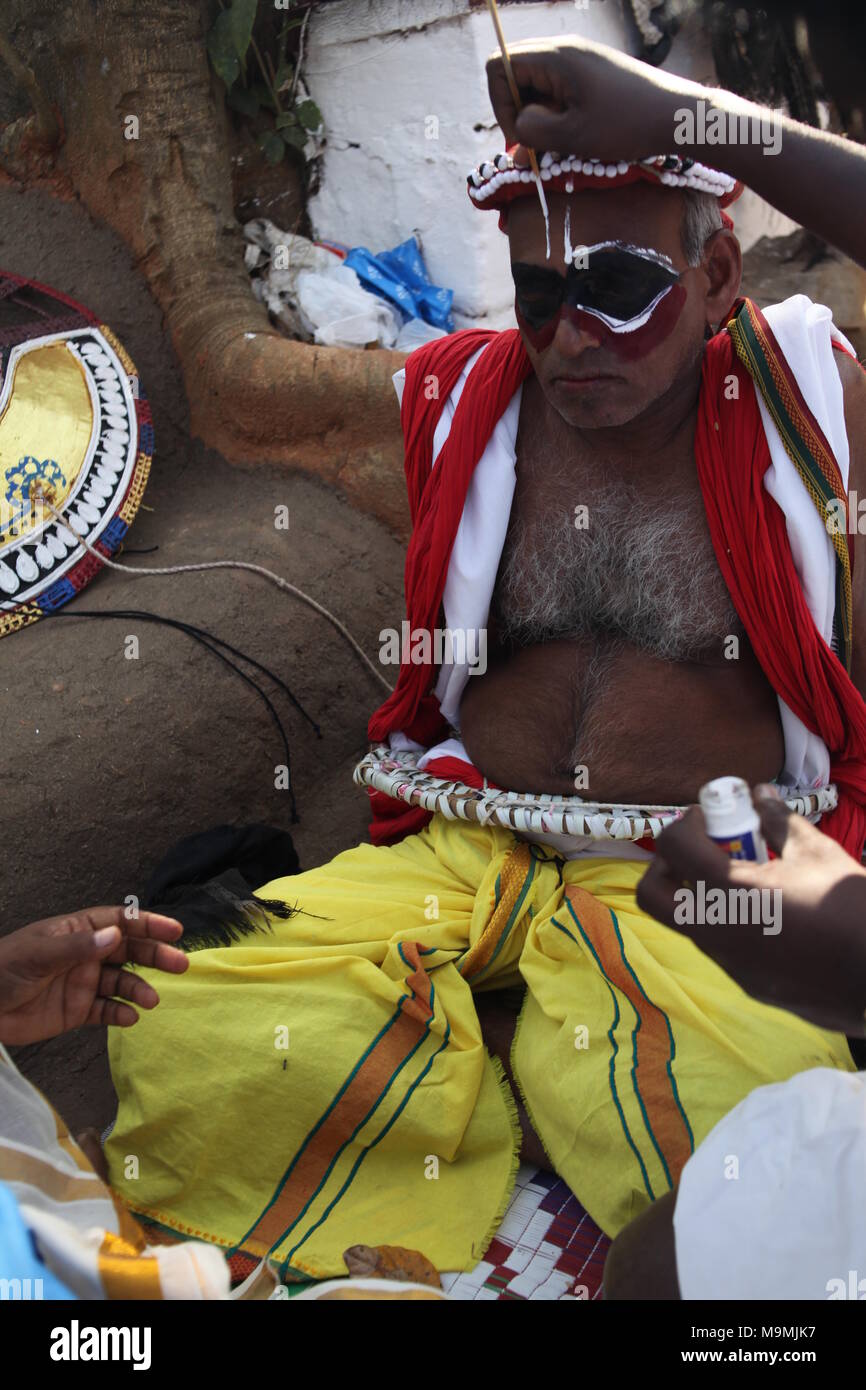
[354,746,839,841]
[0,271,152,639]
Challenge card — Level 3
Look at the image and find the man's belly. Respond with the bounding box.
[458,635,785,804]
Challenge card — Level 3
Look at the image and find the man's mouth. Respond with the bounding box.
[552,372,619,390]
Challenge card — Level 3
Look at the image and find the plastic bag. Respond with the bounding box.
[244,223,338,278]
[344,236,454,331]
[295,264,401,349]
[395,317,448,352]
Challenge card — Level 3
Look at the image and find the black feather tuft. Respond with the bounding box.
[140,824,303,952]
[148,880,301,953]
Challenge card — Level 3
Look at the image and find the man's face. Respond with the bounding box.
[507,184,712,429]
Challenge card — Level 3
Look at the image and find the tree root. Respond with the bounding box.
[0,0,412,539]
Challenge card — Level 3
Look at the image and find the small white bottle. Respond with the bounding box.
[698,776,769,863]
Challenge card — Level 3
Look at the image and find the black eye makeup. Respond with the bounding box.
[511,241,681,333]
[510,264,564,331]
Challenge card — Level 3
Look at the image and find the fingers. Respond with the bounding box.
[751,784,828,860]
[87,916,187,1025]
[635,854,688,929]
[26,924,121,975]
[637,808,743,936]
[88,910,186,974]
[506,46,572,100]
[97,965,160,1012]
[122,935,189,975]
[485,56,521,144]
[45,909,185,974]
[69,905,140,935]
[124,911,184,944]
[86,996,140,1029]
[648,807,734,886]
[65,905,182,942]
[751,785,796,856]
[84,966,161,1029]
[486,48,571,146]
[514,105,580,154]
[38,906,181,946]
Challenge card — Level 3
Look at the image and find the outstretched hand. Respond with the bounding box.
[486,36,699,161]
[637,787,866,1037]
[0,906,188,1046]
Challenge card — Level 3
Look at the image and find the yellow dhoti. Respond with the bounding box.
[106,817,853,1280]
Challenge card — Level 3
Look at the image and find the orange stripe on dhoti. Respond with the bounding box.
[565,884,693,1184]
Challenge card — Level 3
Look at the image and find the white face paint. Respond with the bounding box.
[564,204,573,266]
[533,174,550,260]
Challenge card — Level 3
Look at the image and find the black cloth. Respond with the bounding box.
[141,824,300,951]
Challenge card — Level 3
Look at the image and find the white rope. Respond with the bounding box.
[33,489,393,694]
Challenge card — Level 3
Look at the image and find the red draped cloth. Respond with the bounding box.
[697,332,866,858]
[368,327,866,858]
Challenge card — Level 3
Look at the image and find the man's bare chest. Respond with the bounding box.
[492,431,740,661]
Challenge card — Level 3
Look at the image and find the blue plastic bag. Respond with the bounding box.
[344,236,454,332]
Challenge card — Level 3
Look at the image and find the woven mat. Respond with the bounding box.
[441,1165,609,1301]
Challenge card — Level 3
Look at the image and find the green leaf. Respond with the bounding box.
[275,111,297,129]
[207,11,240,87]
[251,80,278,113]
[258,129,286,164]
[229,0,258,60]
[227,85,260,117]
[295,99,322,131]
[273,61,294,92]
[281,125,308,151]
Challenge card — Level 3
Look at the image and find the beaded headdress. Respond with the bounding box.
[468,145,743,230]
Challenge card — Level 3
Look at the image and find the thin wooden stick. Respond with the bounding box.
[484,0,541,183]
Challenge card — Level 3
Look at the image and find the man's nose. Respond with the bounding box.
[552,314,602,357]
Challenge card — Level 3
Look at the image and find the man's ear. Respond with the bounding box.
[702,229,742,332]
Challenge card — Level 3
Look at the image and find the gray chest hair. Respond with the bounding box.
[493,484,740,661]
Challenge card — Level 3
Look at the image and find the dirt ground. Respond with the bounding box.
[0,185,405,1135]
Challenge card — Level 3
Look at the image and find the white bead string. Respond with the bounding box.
[355,746,840,843]
[468,151,736,204]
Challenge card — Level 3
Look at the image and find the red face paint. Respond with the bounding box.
[516,283,687,361]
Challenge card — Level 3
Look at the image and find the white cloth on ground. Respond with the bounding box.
[673,1066,866,1300]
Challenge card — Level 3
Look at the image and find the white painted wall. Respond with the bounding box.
[306,1,795,329]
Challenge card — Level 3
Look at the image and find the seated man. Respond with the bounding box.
[104,75,866,1285]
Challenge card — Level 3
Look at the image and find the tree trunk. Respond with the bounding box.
[0,0,408,535]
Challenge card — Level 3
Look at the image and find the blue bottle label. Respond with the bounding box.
[709,830,762,862]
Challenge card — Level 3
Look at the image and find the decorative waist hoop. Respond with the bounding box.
[354,746,838,841]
